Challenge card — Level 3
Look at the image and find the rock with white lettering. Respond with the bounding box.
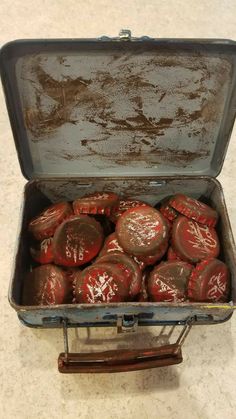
[73,263,129,303]
[187,258,230,302]
[148,261,193,302]
[53,215,104,267]
[172,216,220,263]
[22,264,72,305]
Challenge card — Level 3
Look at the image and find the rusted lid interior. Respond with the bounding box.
[1,39,236,179]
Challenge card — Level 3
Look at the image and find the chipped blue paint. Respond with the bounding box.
[17,303,233,328]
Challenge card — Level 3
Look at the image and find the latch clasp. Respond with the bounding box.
[119,29,132,41]
[117,314,138,333]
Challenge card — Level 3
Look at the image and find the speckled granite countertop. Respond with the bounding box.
[1,1,236,418]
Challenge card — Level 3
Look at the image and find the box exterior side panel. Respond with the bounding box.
[9,176,236,328]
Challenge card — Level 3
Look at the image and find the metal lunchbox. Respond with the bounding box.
[1,30,236,373]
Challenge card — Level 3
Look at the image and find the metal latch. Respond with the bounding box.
[119,29,132,41]
[117,314,138,333]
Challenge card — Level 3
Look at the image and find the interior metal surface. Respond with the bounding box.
[1,39,236,179]
[9,176,236,327]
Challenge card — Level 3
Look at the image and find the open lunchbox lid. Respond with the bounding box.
[1,31,236,180]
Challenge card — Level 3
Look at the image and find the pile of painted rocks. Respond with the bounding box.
[22,192,230,306]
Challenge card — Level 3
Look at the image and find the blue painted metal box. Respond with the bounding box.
[1,31,236,371]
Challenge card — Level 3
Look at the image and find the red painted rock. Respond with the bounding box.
[110,199,150,223]
[95,251,142,298]
[73,192,119,216]
[187,258,230,302]
[30,238,53,264]
[172,216,220,263]
[169,194,218,227]
[53,215,104,267]
[73,263,129,303]
[116,206,169,257]
[28,202,73,240]
[22,264,72,305]
[148,261,193,302]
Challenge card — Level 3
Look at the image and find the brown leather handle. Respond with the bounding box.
[58,343,183,373]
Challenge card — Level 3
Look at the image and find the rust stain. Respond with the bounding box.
[187,92,201,100]
[25,105,77,137]
[158,92,166,102]
[24,63,106,139]
[95,69,156,90]
[175,108,202,125]
[132,96,143,109]
[35,64,91,103]
[37,177,211,203]
[57,56,66,65]
[111,115,174,134]
[77,137,210,167]
[141,139,151,146]
[22,52,232,167]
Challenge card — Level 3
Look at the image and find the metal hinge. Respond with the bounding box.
[119,29,132,41]
[99,30,153,42]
